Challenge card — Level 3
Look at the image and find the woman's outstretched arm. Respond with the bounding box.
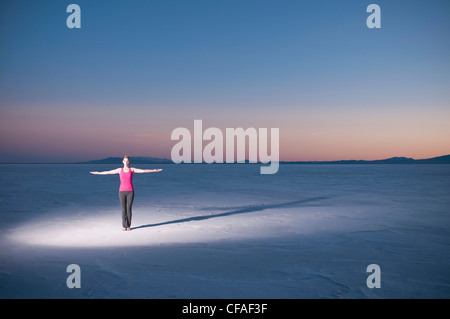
[90,168,121,175]
[132,168,163,173]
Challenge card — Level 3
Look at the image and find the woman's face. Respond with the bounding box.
[123,158,130,166]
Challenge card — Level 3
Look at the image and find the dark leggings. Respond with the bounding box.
[119,191,134,228]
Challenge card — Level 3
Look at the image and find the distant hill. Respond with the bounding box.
[77,156,172,164]
[414,154,450,164]
[77,154,450,164]
[281,154,450,164]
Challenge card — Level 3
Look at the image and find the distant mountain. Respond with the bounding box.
[77,154,450,165]
[281,154,450,164]
[77,156,172,164]
[414,154,450,164]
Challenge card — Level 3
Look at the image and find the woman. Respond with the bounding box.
[90,156,163,231]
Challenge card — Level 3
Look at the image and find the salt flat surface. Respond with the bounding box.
[0,164,449,298]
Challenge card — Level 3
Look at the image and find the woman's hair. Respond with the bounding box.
[123,155,130,161]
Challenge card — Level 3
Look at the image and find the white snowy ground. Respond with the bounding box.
[0,164,449,298]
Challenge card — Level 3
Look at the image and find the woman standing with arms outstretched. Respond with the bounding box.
[90,156,163,231]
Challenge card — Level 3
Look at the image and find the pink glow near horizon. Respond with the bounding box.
[0,105,449,162]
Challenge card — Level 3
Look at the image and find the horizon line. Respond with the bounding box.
[1,154,449,165]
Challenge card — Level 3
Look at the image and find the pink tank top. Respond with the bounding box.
[119,168,134,191]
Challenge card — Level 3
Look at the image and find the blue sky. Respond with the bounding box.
[0,0,449,162]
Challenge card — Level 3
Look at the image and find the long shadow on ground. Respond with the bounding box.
[132,196,330,230]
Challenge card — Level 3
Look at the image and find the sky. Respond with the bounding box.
[0,0,449,162]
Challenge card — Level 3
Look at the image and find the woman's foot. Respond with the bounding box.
[127,227,132,231]
[122,228,127,231]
